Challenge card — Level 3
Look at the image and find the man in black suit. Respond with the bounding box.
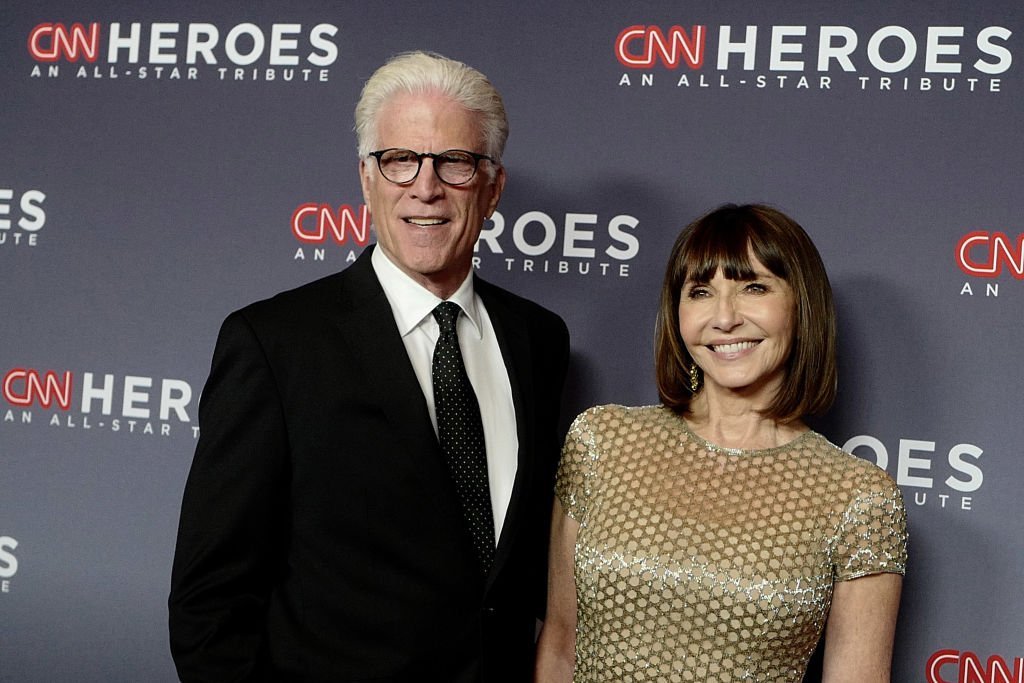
[168,52,569,682]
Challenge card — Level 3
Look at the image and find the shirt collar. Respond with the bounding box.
[371,246,482,339]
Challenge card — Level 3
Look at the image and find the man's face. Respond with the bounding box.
[360,91,506,299]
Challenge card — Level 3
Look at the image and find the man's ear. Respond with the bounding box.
[359,159,373,212]
[485,165,506,218]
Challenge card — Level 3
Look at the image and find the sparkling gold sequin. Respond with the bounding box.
[556,405,907,682]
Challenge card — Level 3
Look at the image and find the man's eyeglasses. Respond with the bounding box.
[367,148,494,186]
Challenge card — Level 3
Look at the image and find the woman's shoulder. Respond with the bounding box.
[802,432,902,497]
[570,403,671,430]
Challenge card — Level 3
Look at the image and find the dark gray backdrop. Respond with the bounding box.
[2,1,1021,681]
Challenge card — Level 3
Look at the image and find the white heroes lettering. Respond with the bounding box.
[0,536,17,594]
[0,188,46,248]
[844,435,983,512]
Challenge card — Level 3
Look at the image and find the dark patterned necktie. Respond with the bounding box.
[431,301,495,573]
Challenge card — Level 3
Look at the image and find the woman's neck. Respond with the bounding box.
[686,390,806,450]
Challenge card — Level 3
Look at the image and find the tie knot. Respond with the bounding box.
[432,301,460,335]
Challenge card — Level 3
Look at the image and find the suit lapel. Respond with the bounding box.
[330,248,440,463]
[476,280,536,584]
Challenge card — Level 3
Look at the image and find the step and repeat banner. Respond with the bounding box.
[2,1,1021,680]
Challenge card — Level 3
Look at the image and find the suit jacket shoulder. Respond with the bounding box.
[473,275,569,361]
[231,250,381,335]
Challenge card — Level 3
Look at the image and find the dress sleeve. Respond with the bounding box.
[555,408,599,523]
[833,467,908,581]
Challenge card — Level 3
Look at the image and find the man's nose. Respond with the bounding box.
[409,157,444,199]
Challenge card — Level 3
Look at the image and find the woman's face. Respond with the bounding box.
[678,252,796,402]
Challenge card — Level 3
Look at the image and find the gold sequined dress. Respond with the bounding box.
[556,405,907,682]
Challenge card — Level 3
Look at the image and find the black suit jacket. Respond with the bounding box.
[169,247,569,683]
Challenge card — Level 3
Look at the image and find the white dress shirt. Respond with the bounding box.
[371,246,519,544]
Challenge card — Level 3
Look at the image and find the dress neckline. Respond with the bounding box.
[672,408,815,457]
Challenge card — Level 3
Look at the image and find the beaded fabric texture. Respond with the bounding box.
[556,404,907,682]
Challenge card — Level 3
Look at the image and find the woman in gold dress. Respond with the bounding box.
[535,204,907,682]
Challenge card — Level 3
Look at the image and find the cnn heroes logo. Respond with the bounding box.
[956,230,1023,299]
[844,434,984,512]
[0,536,16,594]
[926,649,1023,683]
[28,21,338,82]
[0,188,46,248]
[615,23,1012,94]
[2,368,198,439]
[289,202,641,279]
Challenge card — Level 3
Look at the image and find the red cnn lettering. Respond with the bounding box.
[28,22,100,63]
[929,649,961,683]
[960,652,1023,683]
[291,204,371,246]
[956,231,1024,279]
[2,368,73,410]
[616,25,705,69]
[927,650,1024,683]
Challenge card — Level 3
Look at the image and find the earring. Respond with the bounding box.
[688,362,701,393]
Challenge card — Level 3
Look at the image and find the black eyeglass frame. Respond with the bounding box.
[367,148,495,186]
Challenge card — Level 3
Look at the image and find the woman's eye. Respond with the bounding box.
[686,287,710,299]
[744,282,768,293]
